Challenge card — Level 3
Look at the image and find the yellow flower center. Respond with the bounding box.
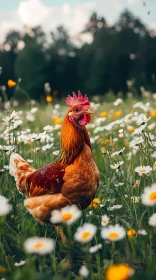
[128,127,135,132]
[101,147,106,154]
[82,231,91,239]
[105,138,111,144]
[149,192,156,201]
[124,141,129,147]
[34,243,44,249]
[61,213,73,221]
[105,264,134,280]
[153,163,156,167]
[103,220,107,224]
[140,169,146,173]
[108,232,119,239]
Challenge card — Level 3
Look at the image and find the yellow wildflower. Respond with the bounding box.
[130,109,135,114]
[28,141,33,145]
[52,115,62,124]
[127,229,136,238]
[150,110,156,117]
[100,111,107,117]
[105,264,135,280]
[46,95,53,102]
[124,141,129,147]
[99,137,104,143]
[115,111,122,118]
[128,126,135,133]
[105,138,110,144]
[7,79,16,87]
[101,146,106,154]
[88,198,100,209]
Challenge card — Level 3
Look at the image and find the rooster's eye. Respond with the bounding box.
[74,108,79,112]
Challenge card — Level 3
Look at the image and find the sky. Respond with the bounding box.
[0,0,155,44]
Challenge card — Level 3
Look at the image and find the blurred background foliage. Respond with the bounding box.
[0,10,156,100]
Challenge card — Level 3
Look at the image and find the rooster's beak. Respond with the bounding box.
[85,108,93,115]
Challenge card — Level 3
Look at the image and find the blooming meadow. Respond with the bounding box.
[0,88,156,280]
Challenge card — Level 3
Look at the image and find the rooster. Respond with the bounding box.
[9,91,99,223]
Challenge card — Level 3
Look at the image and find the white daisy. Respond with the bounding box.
[53,150,60,156]
[137,229,147,235]
[133,123,147,135]
[79,265,89,277]
[141,183,156,206]
[89,244,102,253]
[107,205,123,211]
[129,136,144,148]
[133,102,149,111]
[0,195,12,216]
[136,114,151,126]
[131,196,140,203]
[42,143,53,151]
[3,110,19,123]
[149,213,156,227]
[74,223,97,243]
[114,98,123,106]
[14,260,26,266]
[30,107,38,114]
[50,205,82,225]
[110,161,124,169]
[101,215,109,226]
[144,132,155,141]
[0,145,15,154]
[101,224,126,241]
[148,123,156,131]
[17,134,30,144]
[24,237,55,255]
[43,125,53,132]
[135,166,152,176]
[26,114,35,122]
[111,148,125,157]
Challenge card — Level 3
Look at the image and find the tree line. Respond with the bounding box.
[0,10,156,100]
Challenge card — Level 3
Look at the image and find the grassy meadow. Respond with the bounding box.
[0,89,156,280]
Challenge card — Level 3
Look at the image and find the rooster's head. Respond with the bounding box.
[66,91,93,126]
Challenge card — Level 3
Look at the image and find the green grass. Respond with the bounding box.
[0,92,156,280]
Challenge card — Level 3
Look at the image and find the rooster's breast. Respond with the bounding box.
[62,144,99,208]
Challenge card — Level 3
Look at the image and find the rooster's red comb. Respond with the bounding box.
[66,91,90,108]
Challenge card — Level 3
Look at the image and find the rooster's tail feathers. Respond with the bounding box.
[9,153,36,196]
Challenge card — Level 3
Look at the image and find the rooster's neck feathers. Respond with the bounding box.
[56,114,91,164]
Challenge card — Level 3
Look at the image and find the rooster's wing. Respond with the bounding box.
[10,153,67,198]
[28,163,67,197]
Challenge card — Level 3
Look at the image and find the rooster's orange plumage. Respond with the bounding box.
[9,91,99,223]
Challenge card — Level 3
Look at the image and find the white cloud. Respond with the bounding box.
[149,22,156,29]
[18,0,50,26]
[127,0,141,4]
[0,11,21,44]
[0,0,155,44]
